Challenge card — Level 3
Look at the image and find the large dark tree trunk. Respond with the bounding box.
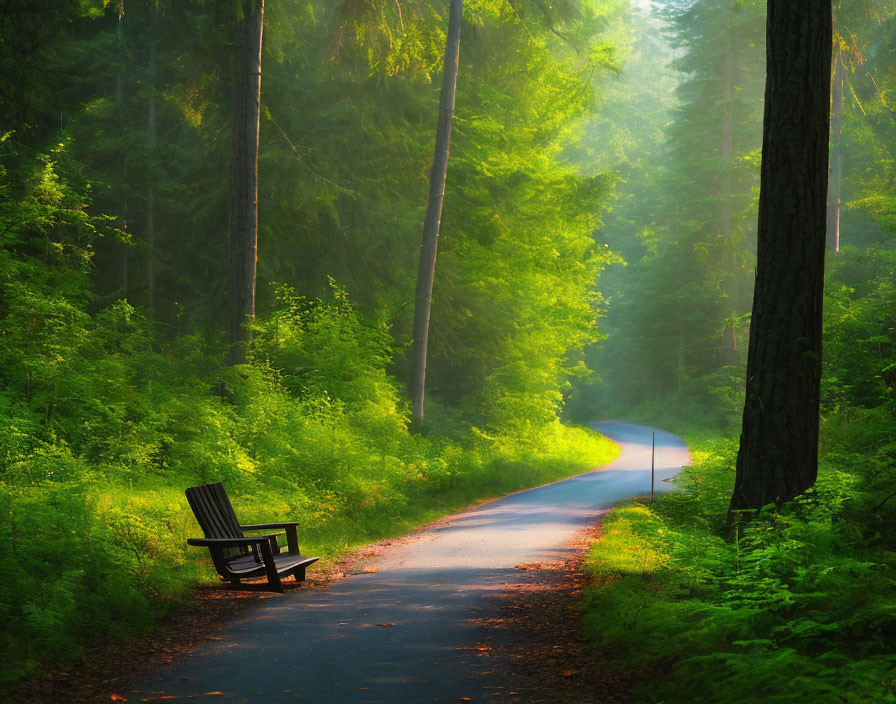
[729,0,832,517]
[826,53,844,253]
[409,0,463,426]
[227,0,264,365]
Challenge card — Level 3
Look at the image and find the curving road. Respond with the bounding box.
[135,421,689,704]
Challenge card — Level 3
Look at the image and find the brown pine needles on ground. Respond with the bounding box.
[473,520,633,703]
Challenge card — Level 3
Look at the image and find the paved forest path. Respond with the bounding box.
[135,421,690,704]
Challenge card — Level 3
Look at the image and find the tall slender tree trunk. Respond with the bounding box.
[729,0,832,517]
[117,13,129,296]
[146,187,154,309]
[227,0,264,365]
[409,0,463,426]
[147,40,156,314]
[123,158,129,296]
[720,36,740,367]
[826,53,844,253]
[144,3,159,313]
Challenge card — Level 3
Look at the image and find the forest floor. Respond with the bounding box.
[14,519,632,704]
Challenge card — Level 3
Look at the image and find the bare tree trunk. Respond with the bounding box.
[409,0,463,426]
[826,53,843,253]
[720,36,740,367]
[123,158,129,296]
[729,0,831,517]
[117,13,129,297]
[227,0,264,365]
[147,40,156,314]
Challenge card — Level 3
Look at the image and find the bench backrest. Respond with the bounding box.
[185,482,244,540]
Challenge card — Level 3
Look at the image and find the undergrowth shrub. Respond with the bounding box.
[583,437,896,703]
[0,149,619,689]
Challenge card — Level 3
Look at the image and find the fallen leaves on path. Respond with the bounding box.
[475,521,633,703]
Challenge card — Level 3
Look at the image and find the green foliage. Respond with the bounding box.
[580,0,896,433]
[822,246,896,416]
[579,0,765,419]
[0,125,619,689]
[583,437,896,703]
[563,3,896,700]
[0,271,619,689]
[580,248,896,703]
[256,0,623,424]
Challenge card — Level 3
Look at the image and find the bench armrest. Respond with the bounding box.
[187,535,279,548]
[241,523,301,555]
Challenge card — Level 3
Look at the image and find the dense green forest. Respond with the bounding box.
[1,0,895,700]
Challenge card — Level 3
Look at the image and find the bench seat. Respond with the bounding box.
[226,552,319,576]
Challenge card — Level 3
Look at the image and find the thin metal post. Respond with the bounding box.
[650,431,655,505]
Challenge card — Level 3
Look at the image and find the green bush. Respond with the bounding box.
[583,436,896,703]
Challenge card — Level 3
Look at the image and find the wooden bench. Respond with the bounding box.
[185,482,319,592]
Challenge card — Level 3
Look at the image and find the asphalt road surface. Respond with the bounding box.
[135,421,690,704]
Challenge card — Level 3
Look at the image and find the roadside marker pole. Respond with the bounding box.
[650,431,655,505]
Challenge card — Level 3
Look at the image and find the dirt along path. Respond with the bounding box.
[114,421,688,704]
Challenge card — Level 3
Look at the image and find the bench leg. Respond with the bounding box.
[260,540,284,593]
[292,566,307,583]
